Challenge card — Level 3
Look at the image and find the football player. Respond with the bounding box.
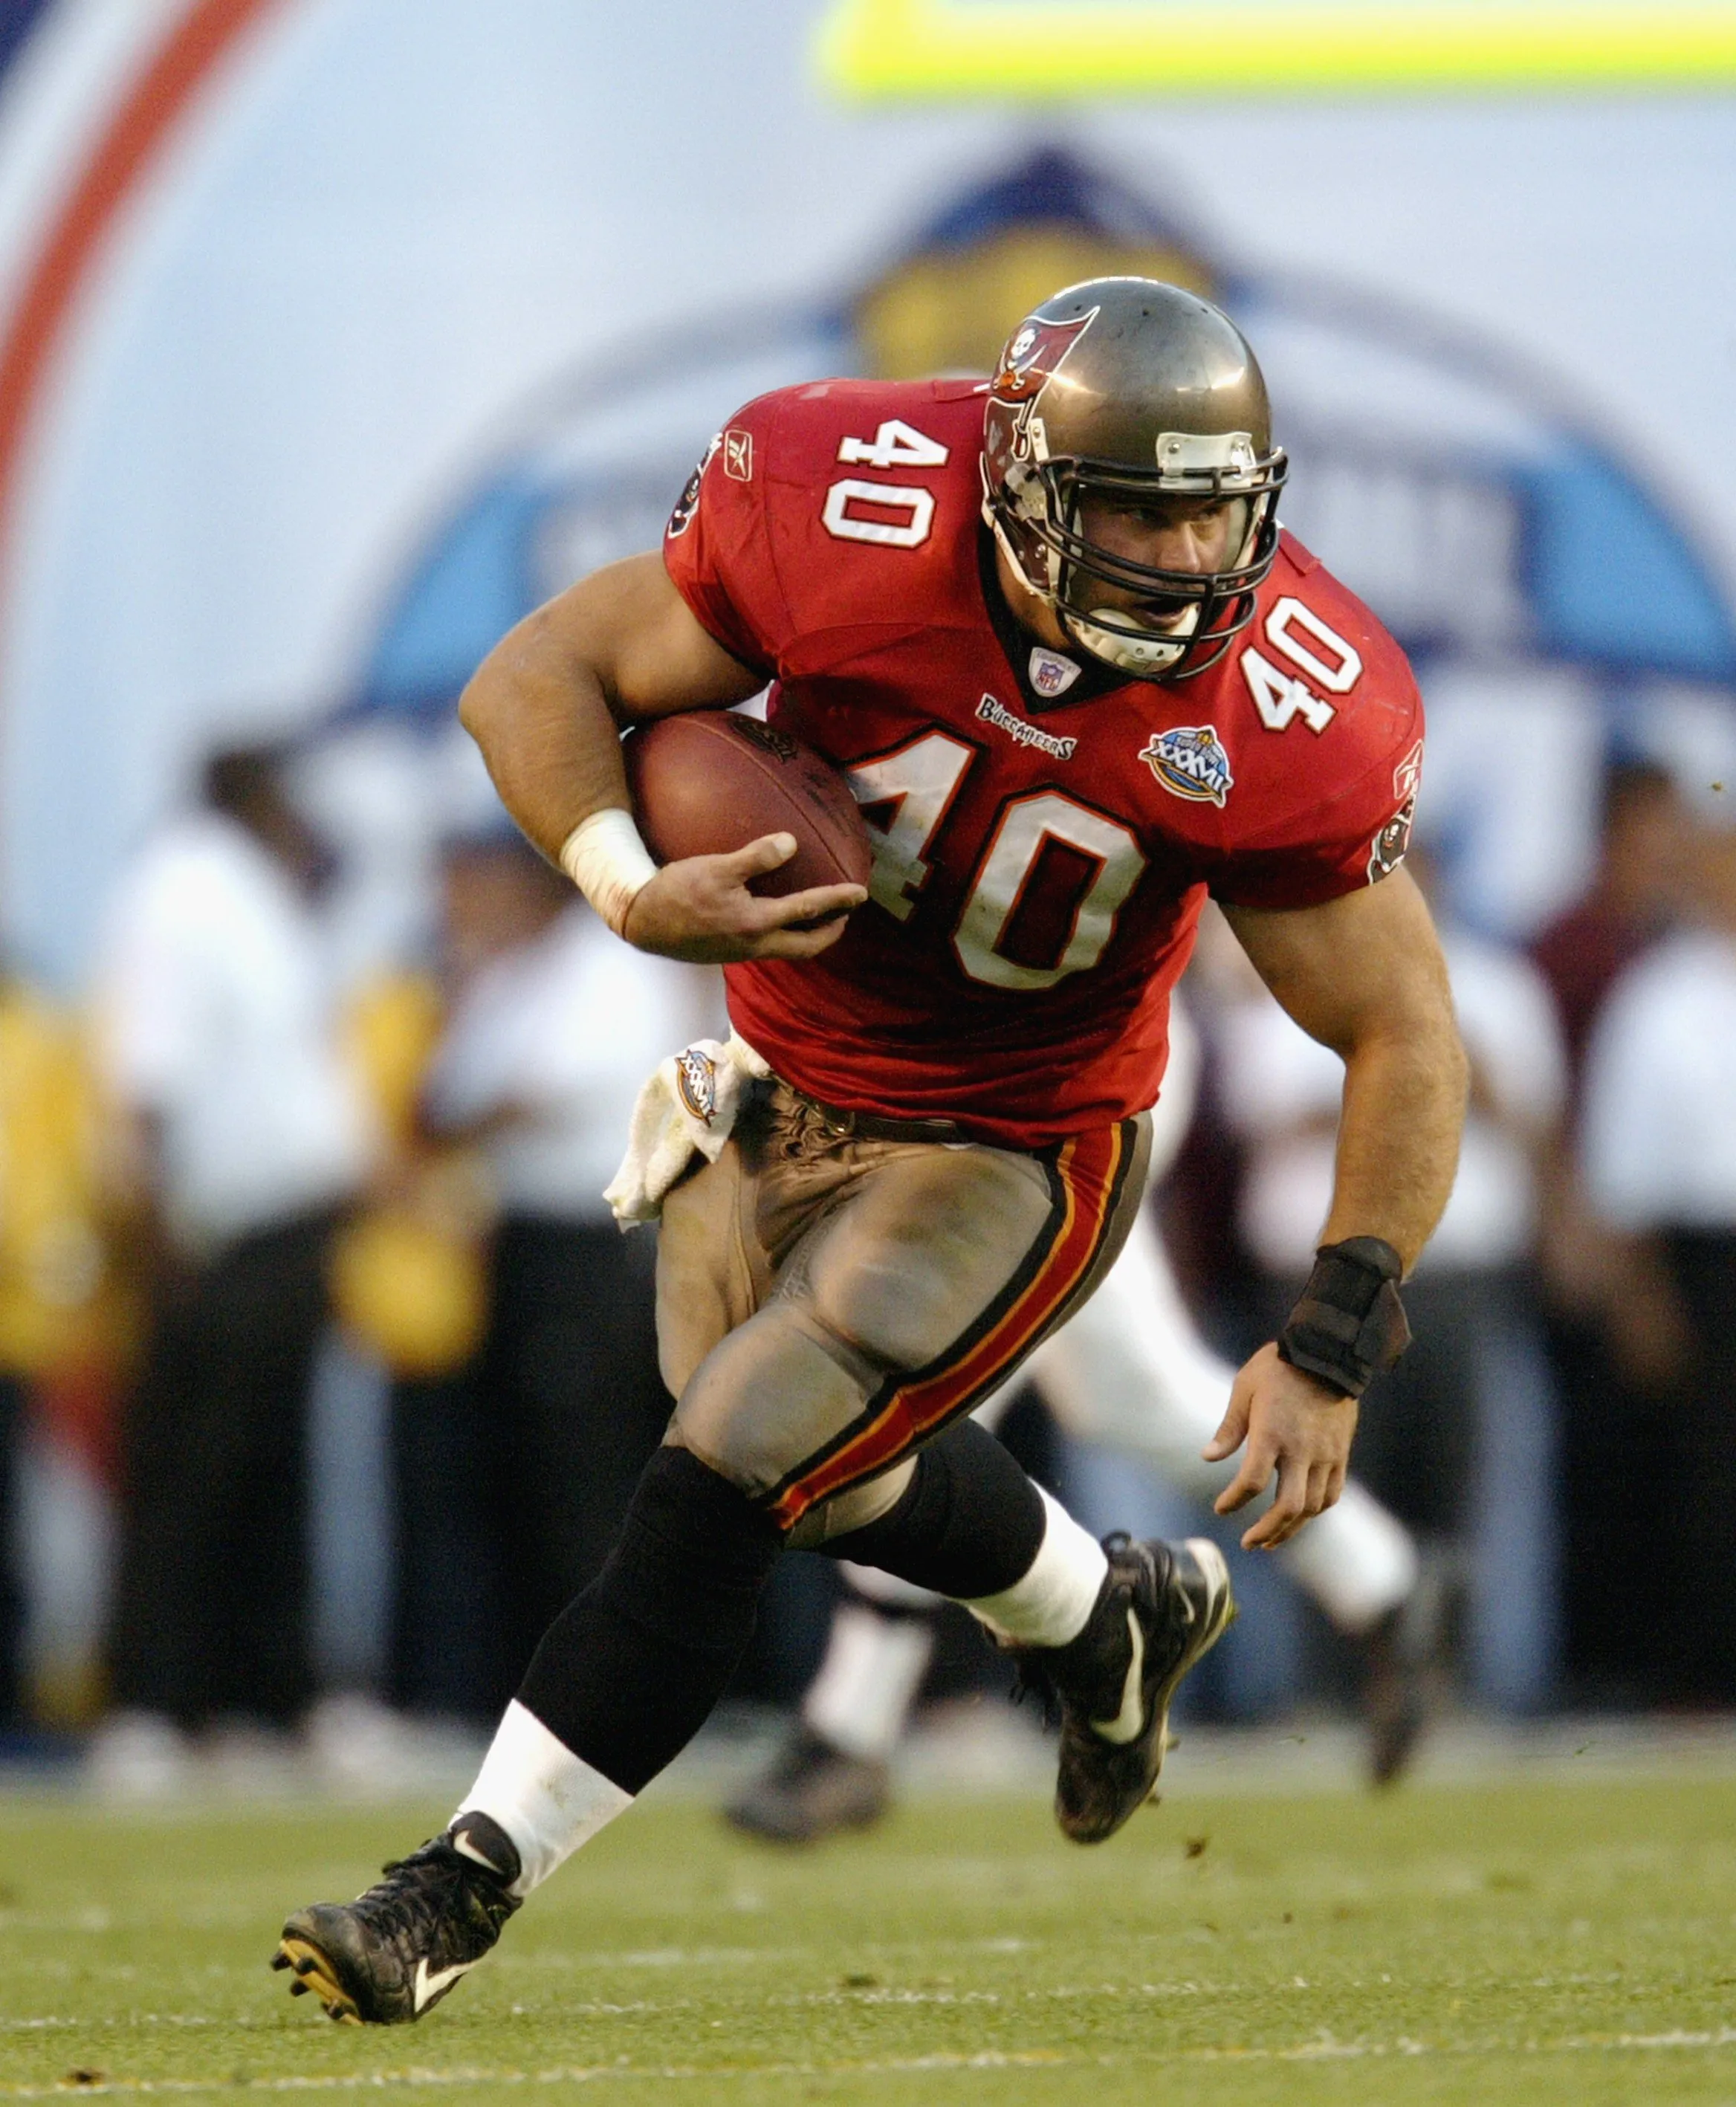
[275,279,1465,2025]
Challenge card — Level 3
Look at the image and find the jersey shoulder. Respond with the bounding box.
[663,379,987,674]
[1266,531,1419,710]
[1182,531,1424,906]
[750,375,985,485]
[1232,529,1422,786]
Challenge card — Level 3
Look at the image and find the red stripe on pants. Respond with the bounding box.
[768,1123,1128,1529]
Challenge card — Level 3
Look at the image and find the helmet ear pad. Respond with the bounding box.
[980,456,1060,605]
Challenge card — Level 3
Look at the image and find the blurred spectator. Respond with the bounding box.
[390,829,719,1718]
[1530,757,1684,1098]
[1214,861,1565,1709]
[1529,756,1688,1704]
[0,965,119,1735]
[0,1370,21,1732]
[88,744,376,1792]
[1580,794,1736,1702]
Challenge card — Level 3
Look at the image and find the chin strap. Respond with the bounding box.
[1277,1237,1412,1401]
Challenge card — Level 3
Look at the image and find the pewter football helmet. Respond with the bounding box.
[981,277,1287,681]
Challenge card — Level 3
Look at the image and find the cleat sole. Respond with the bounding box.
[274,1935,363,2025]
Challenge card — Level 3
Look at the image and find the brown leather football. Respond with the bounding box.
[624,711,873,899]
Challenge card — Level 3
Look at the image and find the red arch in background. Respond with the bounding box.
[0,0,289,663]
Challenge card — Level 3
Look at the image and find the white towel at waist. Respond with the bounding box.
[603,1032,771,1228]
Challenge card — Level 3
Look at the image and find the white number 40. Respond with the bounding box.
[822,421,951,550]
[835,420,949,470]
[1240,597,1363,735]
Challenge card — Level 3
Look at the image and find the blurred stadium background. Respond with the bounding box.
[0,0,1735,1803]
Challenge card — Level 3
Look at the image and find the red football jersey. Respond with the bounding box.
[663,379,1422,1147]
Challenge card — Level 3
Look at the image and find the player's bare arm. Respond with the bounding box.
[1204,867,1468,1548]
[459,551,868,963]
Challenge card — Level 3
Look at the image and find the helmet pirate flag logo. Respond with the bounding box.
[990,309,1096,406]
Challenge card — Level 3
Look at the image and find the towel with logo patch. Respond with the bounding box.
[603,1032,771,1227]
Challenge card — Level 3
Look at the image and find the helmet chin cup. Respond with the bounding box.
[1062,605,1192,676]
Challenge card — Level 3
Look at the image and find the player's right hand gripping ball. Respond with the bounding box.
[625,711,873,903]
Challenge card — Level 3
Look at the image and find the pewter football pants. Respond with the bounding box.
[655,1081,1151,1534]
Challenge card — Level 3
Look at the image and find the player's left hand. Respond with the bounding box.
[1203,1343,1358,1550]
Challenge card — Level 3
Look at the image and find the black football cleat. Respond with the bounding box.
[723,1724,892,1845]
[271,1810,522,2024]
[1016,1535,1234,1845]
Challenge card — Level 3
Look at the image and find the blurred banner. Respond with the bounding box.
[0,1,1730,982]
[817,0,1736,99]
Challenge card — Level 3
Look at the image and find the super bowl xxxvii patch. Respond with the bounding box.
[1139,725,1234,808]
[676,1046,719,1124]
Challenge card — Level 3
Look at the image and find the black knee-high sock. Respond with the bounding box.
[515,1446,783,1793]
[821,1419,1046,1599]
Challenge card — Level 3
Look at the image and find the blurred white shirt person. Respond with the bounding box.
[97,784,372,1252]
[426,844,718,1223]
[1579,805,1736,1701]
[88,745,374,1794]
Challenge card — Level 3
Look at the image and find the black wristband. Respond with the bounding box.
[1277,1236,1411,1400]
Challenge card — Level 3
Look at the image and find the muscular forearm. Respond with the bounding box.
[459,606,629,864]
[456,555,863,964]
[1207,1003,1463,1550]
[1323,1017,1467,1273]
[460,552,767,871]
[1224,872,1468,1281]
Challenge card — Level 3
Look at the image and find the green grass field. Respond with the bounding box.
[4,1773,1736,2104]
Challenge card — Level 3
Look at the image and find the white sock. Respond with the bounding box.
[803,1604,935,1761]
[456,1700,632,1897]
[958,1487,1107,1648]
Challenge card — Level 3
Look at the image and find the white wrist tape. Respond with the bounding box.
[558,807,659,936]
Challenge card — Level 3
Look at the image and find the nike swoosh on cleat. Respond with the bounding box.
[1090,1607,1147,1747]
[451,1832,508,1874]
[412,1957,476,2012]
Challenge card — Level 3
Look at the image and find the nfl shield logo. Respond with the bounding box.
[1140,725,1234,808]
[1029,647,1081,699]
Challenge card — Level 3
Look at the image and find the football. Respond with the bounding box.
[624,710,874,899]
